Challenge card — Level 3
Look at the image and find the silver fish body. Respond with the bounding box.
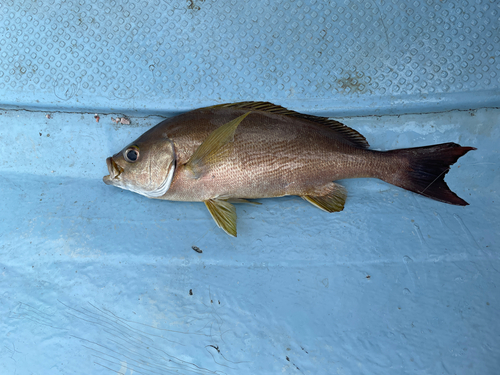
[104,102,475,236]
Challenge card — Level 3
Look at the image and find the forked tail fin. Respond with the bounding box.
[384,143,476,206]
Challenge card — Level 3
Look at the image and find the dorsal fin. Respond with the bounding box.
[207,101,369,149]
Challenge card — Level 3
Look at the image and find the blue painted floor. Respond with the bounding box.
[1,0,500,374]
[1,108,499,374]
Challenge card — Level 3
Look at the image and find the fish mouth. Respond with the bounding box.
[103,157,124,185]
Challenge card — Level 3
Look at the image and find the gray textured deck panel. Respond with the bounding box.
[0,0,499,115]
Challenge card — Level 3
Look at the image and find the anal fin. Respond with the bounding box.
[301,182,347,213]
[205,199,238,237]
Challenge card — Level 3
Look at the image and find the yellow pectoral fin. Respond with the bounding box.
[205,199,238,237]
[301,182,347,213]
[185,112,251,179]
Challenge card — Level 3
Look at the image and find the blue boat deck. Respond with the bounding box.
[1,1,499,374]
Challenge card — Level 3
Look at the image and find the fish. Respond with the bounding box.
[103,102,476,236]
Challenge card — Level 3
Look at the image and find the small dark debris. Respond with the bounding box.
[301,346,308,354]
[208,345,220,353]
[218,300,220,305]
[286,356,290,362]
[189,289,193,295]
[486,302,490,305]
[192,245,202,253]
[366,275,371,279]
[187,0,204,11]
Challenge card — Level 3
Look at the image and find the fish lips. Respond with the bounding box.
[103,157,123,185]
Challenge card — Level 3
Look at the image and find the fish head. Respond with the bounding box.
[103,133,176,198]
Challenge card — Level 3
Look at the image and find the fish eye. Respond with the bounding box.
[124,147,139,162]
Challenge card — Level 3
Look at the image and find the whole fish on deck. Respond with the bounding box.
[103,102,475,236]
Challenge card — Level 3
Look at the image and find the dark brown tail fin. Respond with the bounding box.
[384,143,476,206]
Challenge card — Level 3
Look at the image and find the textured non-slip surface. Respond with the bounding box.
[0,0,499,115]
[1,108,498,374]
